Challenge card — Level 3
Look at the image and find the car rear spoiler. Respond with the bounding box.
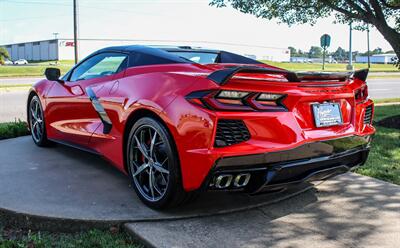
[207,66,369,85]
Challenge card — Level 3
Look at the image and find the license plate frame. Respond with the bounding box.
[312,103,343,127]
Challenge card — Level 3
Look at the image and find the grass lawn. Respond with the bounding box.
[374,98,400,104]
[356,104,400,185]
[0,227,141,248]
[0,59,399,77]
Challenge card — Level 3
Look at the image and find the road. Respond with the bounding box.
[0,90,28,122]
[0,76,399,122]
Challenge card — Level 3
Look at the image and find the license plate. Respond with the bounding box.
[312,103,343,127]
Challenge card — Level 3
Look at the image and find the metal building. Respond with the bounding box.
[356,54,397,64]
[1,38,290,62]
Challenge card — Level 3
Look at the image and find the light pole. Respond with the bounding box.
[52,32,59,39]
[346,23,354,70]
[73,0,79,64]
[367,24,371,69]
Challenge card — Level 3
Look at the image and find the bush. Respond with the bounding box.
[0,121,30,140]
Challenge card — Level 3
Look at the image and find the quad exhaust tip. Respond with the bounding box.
[212,173,251,189]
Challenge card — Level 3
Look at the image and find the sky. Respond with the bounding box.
[0,0,394,53]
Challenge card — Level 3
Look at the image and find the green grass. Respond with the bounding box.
[0,84,32,88]
[1,59,399,77]
[372,98,400,104]
[0,227,141,248]
[0,121,29,140]
[373,98,400,104]
[356,104,400,185]
[0,64,72,77]
[261,61,400,72]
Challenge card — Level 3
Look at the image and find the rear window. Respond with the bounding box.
[168,51,218,64]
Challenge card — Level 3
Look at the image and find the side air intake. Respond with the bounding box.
[215,120,250,147]
[364,105,373,124]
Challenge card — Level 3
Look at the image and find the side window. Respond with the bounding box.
[69,53,128,82]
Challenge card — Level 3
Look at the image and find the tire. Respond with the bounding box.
[28,95,52,146]
[126,117,195,209]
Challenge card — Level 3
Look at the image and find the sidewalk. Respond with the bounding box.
[126,173,400,248]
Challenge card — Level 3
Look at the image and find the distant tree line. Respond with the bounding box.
[288,46,395,62]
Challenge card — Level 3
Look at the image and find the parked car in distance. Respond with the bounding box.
[27,45,375,209]
[14,59,28,65]
[3,59,13,65]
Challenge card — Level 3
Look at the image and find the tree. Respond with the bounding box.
[371,47,383,54]
[333,47,347,61]
[210,0,400,67]
[288,46,297,57]
[0,47,10,65]
[309,46,323,58]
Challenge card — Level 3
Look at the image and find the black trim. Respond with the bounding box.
[48,138,100,155]
[207,67,370,86]
[296,71,351,81]
[215,135,371,169]
[204,135,372,193]
[86,87,112,134]
[207,66,300,85]
[353,68,369,82]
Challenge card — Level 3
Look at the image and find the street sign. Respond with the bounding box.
[320,34,331,70]
[320,34,331,49]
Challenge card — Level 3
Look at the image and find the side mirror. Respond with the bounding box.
[44,68,62,82]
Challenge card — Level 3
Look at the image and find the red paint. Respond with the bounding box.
[29,62,375,192]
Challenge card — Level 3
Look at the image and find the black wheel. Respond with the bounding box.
[29,95,51,146]
[127,117,193,209]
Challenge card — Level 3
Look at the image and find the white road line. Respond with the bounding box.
[369,89,390,91]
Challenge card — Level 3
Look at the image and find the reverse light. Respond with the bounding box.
[215,90,250,105]
[257,93,283,101]
[216,90,250,99]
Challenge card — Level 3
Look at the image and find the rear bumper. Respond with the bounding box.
[205,135,372,193]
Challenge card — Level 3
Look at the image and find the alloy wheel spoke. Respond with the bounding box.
[161,157,168,166]
[31,107,37,120]
[134,136,151,160]
[149,131,157,158]
[153,163,169,175]
[133,163,149,177]
[153,180,162,195]
[148,168,155,199]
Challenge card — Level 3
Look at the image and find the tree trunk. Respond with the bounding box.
[372,20,400,67]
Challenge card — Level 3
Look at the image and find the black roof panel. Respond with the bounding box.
[93,45,263,66]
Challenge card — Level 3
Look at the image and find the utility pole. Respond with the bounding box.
[367,25,371,69]
[346,23,354,71]
[73,0,79,64]
[52,32,59,39]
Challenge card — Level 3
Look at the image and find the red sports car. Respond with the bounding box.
[28,45,375,209]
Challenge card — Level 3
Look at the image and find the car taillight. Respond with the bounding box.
[186,90,287,111]
[355,85,368,102]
